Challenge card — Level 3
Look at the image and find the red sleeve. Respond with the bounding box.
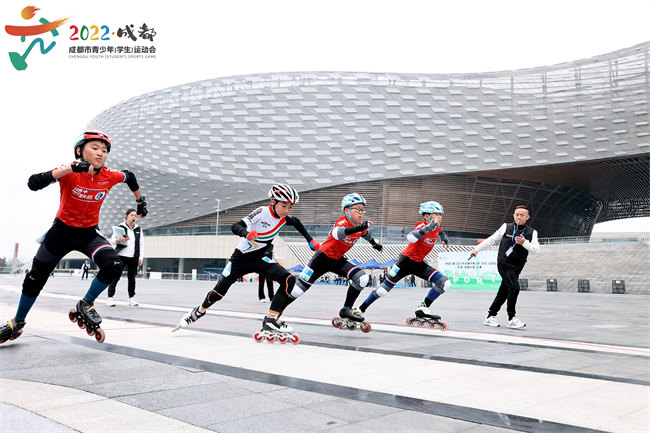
[106,168,127,187]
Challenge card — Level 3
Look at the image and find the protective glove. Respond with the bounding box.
[71,161,91,173]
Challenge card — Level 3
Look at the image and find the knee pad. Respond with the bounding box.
[290,279,308,298]
[349,269,369,290]
[434,275,450,294]
[96,257,123,284]
[22,260,52,297]
[280,274,296,292]
[376,286,389,298]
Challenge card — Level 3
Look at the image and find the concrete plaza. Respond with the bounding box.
[1,274,648,432]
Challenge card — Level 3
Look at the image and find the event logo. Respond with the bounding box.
[68,21,157,59]
[4,5,68,71]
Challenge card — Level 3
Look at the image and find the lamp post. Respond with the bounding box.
[215,199,221,236]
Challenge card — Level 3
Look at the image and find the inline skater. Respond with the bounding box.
[265,193,383,334]
[356,201,450,329]
[175,184,319,337]
[0,131,148,344]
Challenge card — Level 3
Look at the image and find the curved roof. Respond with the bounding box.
[89,42,649,234]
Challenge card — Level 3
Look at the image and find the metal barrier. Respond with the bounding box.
[612,280,626,294]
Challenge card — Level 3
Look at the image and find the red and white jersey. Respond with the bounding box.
[236,206,287,253]
[402,221,441,262]
[56,165,126,228]
[319,216,368,260]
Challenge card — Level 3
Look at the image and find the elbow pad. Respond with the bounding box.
[28,171,55,191]
[407,230,423,243]
[123,170,140,192]
[231,221,248,237]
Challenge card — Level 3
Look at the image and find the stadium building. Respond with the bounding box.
[61,42,649,291]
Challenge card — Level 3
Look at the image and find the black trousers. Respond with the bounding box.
[107,256,139,298]
[488,264,523,319]
[258,276,274,300]
[81,269,89,280]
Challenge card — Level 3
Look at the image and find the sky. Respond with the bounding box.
[1,0,649,261]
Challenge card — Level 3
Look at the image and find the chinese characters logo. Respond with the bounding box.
[4,5,68,71]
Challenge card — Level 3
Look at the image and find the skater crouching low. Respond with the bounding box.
[356,201,451,330]
[174,184,319,338]
[0,130,149,344]
[265,193,382,334]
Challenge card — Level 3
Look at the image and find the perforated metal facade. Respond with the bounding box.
[89,42,650,240]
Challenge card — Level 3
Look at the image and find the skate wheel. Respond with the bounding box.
[94,328,105,343]
[9,330,23,341]
[86,327,94,336]
[439,320,448,331]
[266,335,275,343]
[77,320,85,329]
[290,333,300,344]
[331,317,343,328]
[277,335,288,344]
[69,310,77,323]
[0,339,7,344]
[360,322,371,333]
[253,332,264,342]
[405,317,414,326]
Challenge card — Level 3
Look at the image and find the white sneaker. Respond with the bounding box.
[507,317,526,329]
[128,297,139,306]
[105,297,116,307]
[483,315,500,327]
[259,299,266,303]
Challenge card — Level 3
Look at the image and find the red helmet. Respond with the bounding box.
[268,184,299,204]
[74,130,111,159]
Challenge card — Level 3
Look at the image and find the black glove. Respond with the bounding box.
[136,198,148,217]
[71,161,91,173]
[372,242,383,252]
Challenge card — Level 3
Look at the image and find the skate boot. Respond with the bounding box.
[254,316,299,344]
[68,300,105,343]
[406,306,448,330]
[332,307,372,332]
[172,306,205,332]
[0,319,26,344]
[339,307,364,322]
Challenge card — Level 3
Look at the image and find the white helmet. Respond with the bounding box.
[419,201,444,215]
[341,193,366,210]
[268,184,299,204]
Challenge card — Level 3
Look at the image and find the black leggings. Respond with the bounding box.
[201,249,292,309]
[22,219,122,298]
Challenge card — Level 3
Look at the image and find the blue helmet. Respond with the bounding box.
[419,201,444,215]
[341,193,366,210]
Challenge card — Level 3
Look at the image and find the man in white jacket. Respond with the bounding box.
[470,205,540,329]
[106,208,144,306]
